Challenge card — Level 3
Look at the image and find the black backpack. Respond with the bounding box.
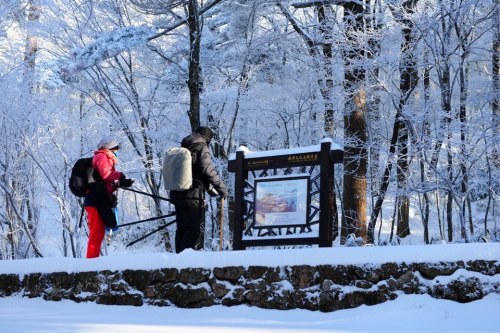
[69,157,93,197]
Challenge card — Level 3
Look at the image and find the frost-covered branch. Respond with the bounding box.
[61,0,225,77]
[61,25,154,77]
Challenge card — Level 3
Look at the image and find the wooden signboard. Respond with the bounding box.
[228,140,343,250]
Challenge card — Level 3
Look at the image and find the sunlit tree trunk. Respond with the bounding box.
[342,2,367,243]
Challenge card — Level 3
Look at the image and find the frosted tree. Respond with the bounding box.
[0,0,44,258]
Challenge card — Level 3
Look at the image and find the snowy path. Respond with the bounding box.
[1,293,498,333]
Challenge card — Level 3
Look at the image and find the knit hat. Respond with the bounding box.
[97,139,119,150]
[196,126,213,145]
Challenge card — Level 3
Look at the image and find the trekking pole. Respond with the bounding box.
[112,184,171,202]
[126,220,176,247]
[117,213,176,228]
[78,204,85,229]
[219,197,225,251]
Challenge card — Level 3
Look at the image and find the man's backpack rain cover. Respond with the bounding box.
[162,147,193,191]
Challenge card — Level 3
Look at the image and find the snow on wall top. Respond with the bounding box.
[228,138,343,161]
[0,243,498,276]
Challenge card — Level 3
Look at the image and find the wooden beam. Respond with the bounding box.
[291,0,349,8]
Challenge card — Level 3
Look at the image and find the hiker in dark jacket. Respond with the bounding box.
[170,126,228,253]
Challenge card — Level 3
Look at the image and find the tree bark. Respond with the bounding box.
[365,0,382,199]
[421,47,432,244]
[456,20,471,238]
[446,138,453,242]
[318,4,335,134]
[395,0,418,239]
[187,0,202,133]
[342,2,367,243]
[493,2,500,166]
[23,0,40,91]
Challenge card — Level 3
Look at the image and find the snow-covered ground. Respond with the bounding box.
[1,293,498,332]
[4,191,500,333]
[1,243,499,332]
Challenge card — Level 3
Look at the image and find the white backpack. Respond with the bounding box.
[162,147,193,191]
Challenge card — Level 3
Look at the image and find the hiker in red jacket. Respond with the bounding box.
[85,139,133,258]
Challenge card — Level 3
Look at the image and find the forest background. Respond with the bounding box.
[1,0,500,259]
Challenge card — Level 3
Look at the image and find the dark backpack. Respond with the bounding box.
[69,157,93,197]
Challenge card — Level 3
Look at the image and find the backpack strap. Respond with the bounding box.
[189,143,204,180]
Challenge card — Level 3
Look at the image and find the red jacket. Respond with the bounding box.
[92,149,122,193]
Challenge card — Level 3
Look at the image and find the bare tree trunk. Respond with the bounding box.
[436,189,444,240]
[437,10,454,243]
[467,197,473,234]
[367,109,403,243]
[395,0,418,239]
[447,139,453,242]
[366,0,382,199]
[23,0,40,90]
[319,4,334,134]
[368,0,418,243]
[484,155,493,237]
[342,2,367,243]
[187,0,202,133]
[457,25,471,237]
[318,4,339,241]
[493,2,500,165]
[227,65,250,155]
[389,199,398,244]
[421,46,432,244]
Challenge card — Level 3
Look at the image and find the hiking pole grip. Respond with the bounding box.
[107,230,112,246]
[219,197,224,251]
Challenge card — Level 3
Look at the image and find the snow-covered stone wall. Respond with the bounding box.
[0,260,498,311]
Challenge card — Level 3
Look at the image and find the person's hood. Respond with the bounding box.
[181,133,206,150]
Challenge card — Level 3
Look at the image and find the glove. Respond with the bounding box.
[119,174,134,187]
[121,178,134,187]
[207,187,218,197]
[218,188,228,199]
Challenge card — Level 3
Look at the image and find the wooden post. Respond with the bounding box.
[219,197,225,251]
[319,141,333,247]
[233,150,246,250]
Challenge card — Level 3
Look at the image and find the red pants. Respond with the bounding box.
[86,206,105,258]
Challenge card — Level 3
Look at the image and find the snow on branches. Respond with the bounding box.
[61,25,155,78]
